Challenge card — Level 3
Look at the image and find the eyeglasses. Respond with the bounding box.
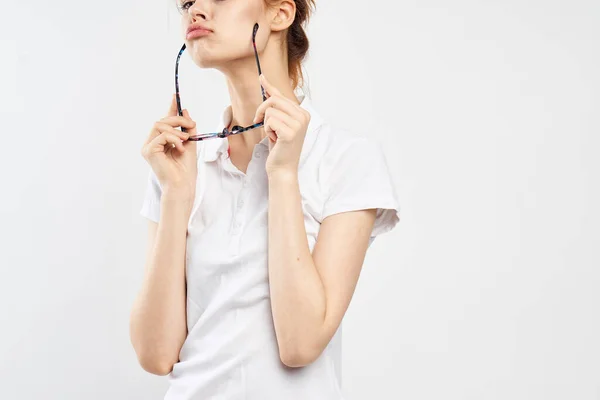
[175,23,267,140]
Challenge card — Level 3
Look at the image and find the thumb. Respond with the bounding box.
[183,109,197,136]
[168,93,178,117]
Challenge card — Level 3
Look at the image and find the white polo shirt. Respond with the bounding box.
[140,93,401,399]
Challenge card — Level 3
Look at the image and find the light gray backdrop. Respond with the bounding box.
[0,0,598,399]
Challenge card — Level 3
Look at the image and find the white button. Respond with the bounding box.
[254,151,261,158]
[243,179,251,187]
[238,199,244,207]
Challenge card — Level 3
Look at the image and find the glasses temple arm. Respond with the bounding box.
[252,23,267,102]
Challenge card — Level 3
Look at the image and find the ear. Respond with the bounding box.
[269,0,296,32]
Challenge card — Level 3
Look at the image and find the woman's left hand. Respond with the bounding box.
[253,74,311,176]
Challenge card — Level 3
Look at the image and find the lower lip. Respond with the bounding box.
[186,29,212,40]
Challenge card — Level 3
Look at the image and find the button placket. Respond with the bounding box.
[228,217,241,256]
[229,177,250,255]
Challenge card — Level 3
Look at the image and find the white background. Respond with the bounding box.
[0,0,598,399]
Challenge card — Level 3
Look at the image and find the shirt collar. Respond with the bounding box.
[202,93,324,166]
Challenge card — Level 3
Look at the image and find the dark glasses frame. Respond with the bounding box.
[175,23,267,139]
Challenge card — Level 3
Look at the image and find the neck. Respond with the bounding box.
[216,39,300,153]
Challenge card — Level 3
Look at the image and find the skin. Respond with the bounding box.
[130,0,378,374]
[181,0,300,172]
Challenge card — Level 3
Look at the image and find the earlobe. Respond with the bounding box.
[269,18,292,33]
[269,0,296,32]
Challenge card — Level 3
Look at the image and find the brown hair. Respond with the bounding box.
[264,0,316,91]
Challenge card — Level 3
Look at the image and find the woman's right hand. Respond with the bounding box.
[141,94,198,198]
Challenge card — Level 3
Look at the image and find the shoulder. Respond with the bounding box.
[303,122,400,238]
[307,121,388,173]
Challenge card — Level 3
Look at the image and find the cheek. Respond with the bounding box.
[216,27,259,59]
[226,1,263,37]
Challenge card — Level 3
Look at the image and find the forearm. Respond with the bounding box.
[130,192,191,374]
[267,170,327,366]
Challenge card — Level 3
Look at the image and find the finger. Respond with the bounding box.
[168,93,179,117]
[253,96,301,124]
[182,109,197,137]
[146,122,165,145]
[150,131,186,153]
[264,107,294,131]
[155,122,190,141]
[264,117,293,142]
[145,111,193,147]
[259,74,281,98]
[259,75,271,99]
[266,129,277,143]
[160,115,196,129]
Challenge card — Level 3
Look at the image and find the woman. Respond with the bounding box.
[131,0,401,398]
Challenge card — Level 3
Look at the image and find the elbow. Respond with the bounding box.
[137,352,175,376]
[129,316,180,376]
[279,342,322,368]
[131,333,177,376]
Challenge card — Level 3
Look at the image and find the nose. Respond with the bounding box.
[187,0,209,20]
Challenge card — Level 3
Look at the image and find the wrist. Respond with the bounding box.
[163,185,195,201]
[162,189,194,213]
[267,168,298,183]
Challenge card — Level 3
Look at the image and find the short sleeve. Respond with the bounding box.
[320,137,400,244]
[139,168,162,223]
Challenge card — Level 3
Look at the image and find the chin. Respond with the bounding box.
[188,44,247,70]
[189,50,220,69]
[193,58,215,69]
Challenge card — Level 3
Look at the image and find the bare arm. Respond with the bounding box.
[129,192,192,375]
[267,170,376,368]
